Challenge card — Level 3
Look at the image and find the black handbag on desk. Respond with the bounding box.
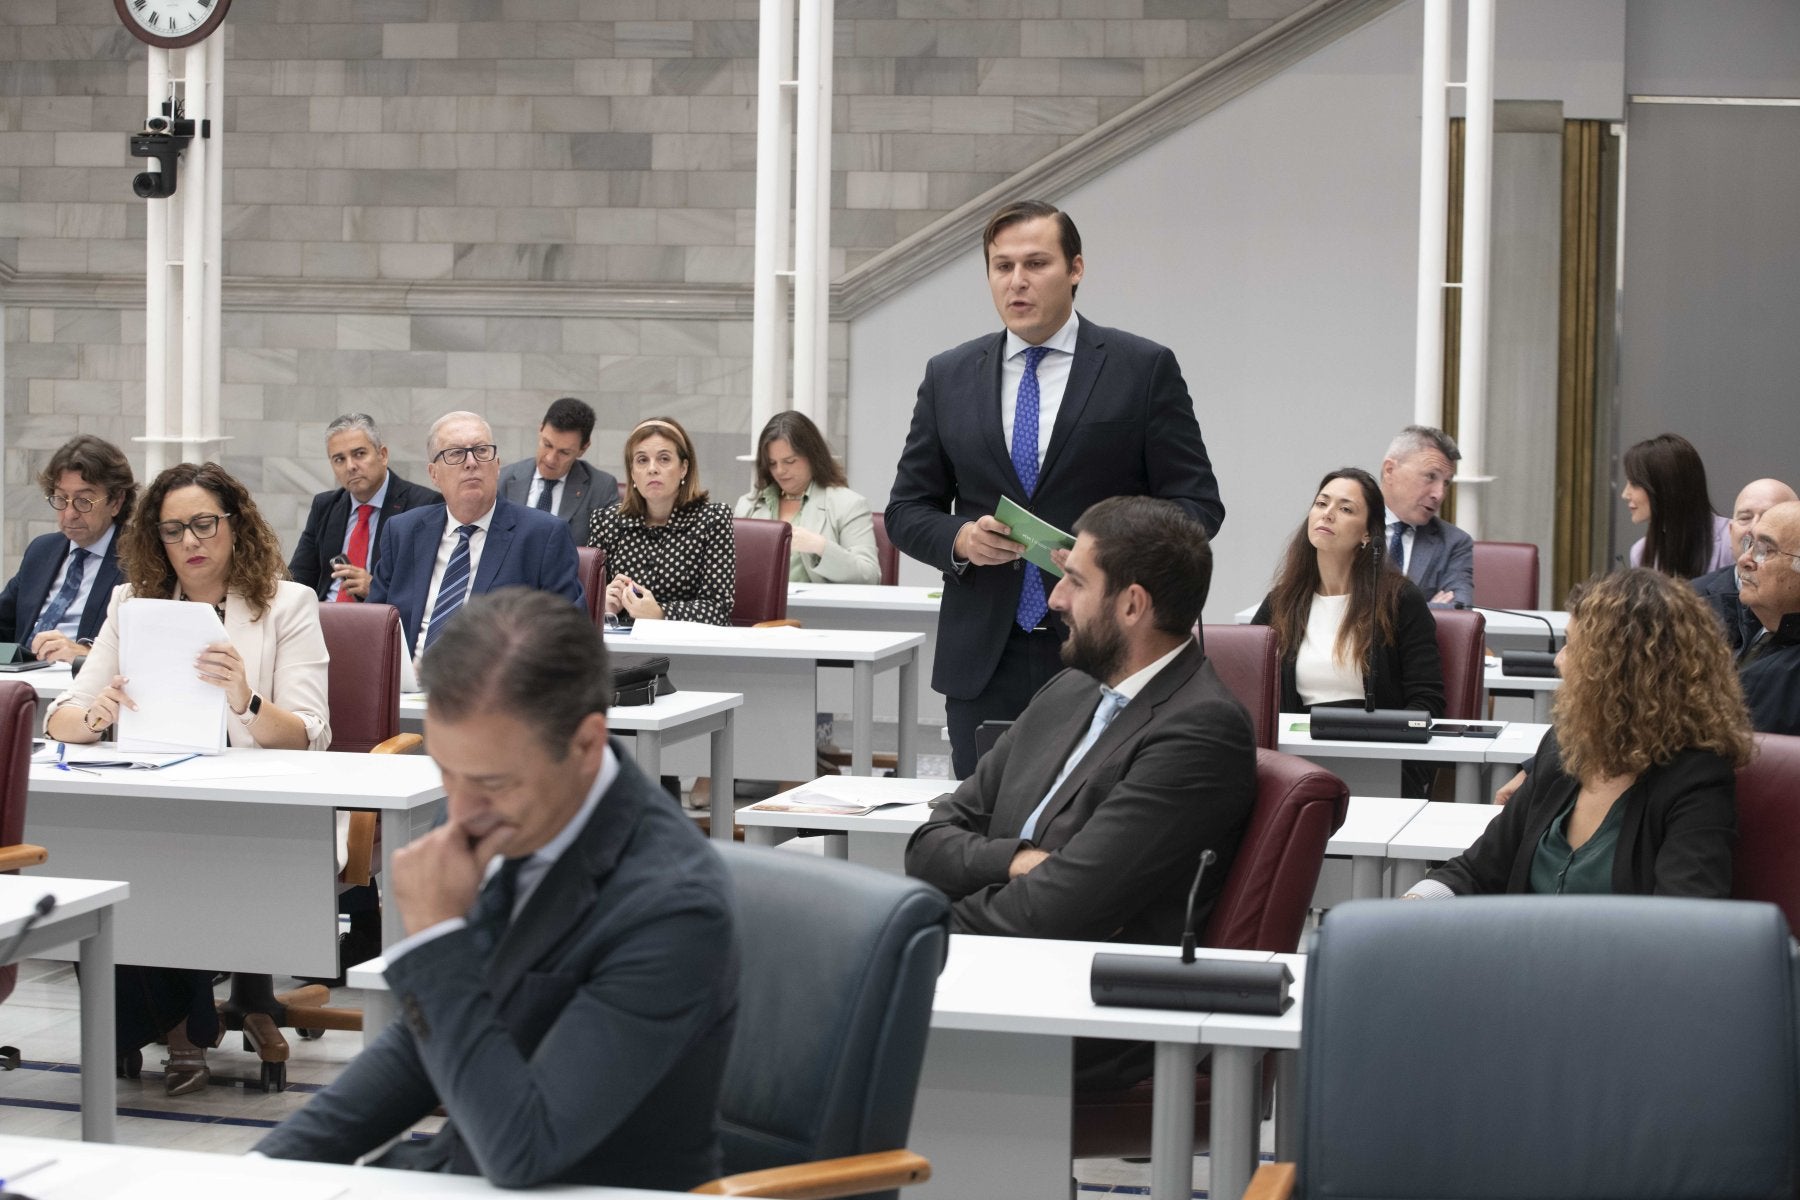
[612,654,675,707]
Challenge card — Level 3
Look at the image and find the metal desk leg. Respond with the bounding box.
[1151,1040,1199,1200]
[709,711,736,842]
[1208,1045,1262,1200]
[897,650,919,777]
[361,990,396,1048]
[851,661,875,775]
[1534,691,1553,723]
[823,832,849,859]
[79,910,116,1142]
[1454,761,1480,804]
[378,808,411,947]
[1349,853,1385,900]
[1274,1050,1300,1163]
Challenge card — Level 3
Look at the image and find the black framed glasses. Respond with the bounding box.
[432,444,499,466]
[157,514,232,543]
[47,493,102,513]
[1739,533,1800,567]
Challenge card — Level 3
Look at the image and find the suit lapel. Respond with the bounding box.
[1409,521,1438,585]
[1036,316,1102,488]
[996,683,1103,837]
[472,500,518,592]
[80,540,122,632]
[975,333,1028,498]
[20,540,66,635]
[561,462,589,525]
[221,593,265,734]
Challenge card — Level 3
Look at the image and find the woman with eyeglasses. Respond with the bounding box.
[46,462,330,1096]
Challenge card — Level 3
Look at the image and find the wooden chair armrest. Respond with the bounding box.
[1243,1162,1296,1200]
[692,1149,930,1197]
[339,811,377,887]
[371,733,423,755]
[0,844,48,872]
[753,619,802,629]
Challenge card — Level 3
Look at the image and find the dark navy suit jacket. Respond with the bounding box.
[288,470,440,600]
[0,530,124,653]
[368,497,585,649]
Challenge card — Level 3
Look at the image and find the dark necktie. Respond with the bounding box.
[1012,346,1051,632]
[32,547,90,640]
[467,856,525,952]
[422,525,478,652]
[1388,521,1410,573]
[534,479,556,513]
[336,504,374,603]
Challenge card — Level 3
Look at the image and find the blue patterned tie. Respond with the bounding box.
[422,525,478,653]
[1012,346,1051,632]
[1388,521,1409,572]
[31,547,90,642]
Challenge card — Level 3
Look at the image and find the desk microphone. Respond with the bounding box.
[1456,603,1559,677]
[0,893,56,968]
[1305,535,1433,743]
[1091,851,1292,1015]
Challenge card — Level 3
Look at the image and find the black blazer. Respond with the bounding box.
[1252,578,1445,716]
[288,470,439,599]
[1425,731,1737,897]
[0,530,124,652]
[885,315,1224,701]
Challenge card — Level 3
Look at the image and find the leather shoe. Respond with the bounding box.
[163,1047,209,1097]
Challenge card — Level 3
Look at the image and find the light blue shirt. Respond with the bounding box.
[327,473,391,601]
[40,524,115,640]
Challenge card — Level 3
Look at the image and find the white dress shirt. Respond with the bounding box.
[38,524,114,640]
[1000,311,1081,469]
[414,503,496,659]
[1383,507,1417,572]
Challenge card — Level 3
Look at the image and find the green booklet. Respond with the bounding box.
[995,496,1076,577]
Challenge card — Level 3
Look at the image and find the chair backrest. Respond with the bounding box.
[1202,749,1347,953]
[731,517,792,626]
[1298,896,1799,1200]
[317,602,404,753]
[1473,540,1540,610]
[0,680,36,1006]
[713,843,950,1193]
[1732,732,1800,929]
[1430,607,1485,720]
[871,512,900,586]
[1199,624,1279,751]
[575,545,605,625]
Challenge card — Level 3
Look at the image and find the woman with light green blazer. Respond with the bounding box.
[733,410,881,585]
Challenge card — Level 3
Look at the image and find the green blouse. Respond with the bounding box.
[1529,793,1627,895]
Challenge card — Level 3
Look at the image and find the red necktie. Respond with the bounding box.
[337,503,374,602]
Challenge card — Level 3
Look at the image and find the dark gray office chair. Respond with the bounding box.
[697,844,950,1199]
[1248,896,1800,1200]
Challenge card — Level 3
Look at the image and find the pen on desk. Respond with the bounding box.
[0,1157,57,1188]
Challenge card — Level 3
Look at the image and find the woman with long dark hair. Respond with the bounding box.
[1622,433,1733,579]
[733,410,880,584]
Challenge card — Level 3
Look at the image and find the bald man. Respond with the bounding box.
[1693,477,1799,631]
[1728,500,1800,736]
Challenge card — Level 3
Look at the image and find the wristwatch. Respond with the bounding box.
[237,692,263,727]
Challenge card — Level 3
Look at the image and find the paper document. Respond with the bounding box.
[746,793,944,817]
[116,599,228,755]
[995,496,1075,577]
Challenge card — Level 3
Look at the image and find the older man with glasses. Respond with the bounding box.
[0,436,137,664]
[369,411,585,659]
[1730,501,1800,735]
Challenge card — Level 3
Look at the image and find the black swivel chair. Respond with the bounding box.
[697,844,949,1198]
[1248,896,1800,1199]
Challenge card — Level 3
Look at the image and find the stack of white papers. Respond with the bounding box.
[116,599,228,755]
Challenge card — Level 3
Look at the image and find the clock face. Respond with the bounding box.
[113,0,233,49]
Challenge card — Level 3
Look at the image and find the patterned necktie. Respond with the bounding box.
[467,856,525,953]
[422,524,479,652]
[534,479,556,513]
[1012,345,1051,632]
[336,504,374,603]
[32,548,90,641]
[1388,521,1409,573]
[1021,687,1129,841]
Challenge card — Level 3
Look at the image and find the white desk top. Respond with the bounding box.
[1235,604,1567,642]
[1483,663,1562,694]
[0,875,129,944]
[606,622,923,663]
[1325,796,1429,856]
[1485,722,1550,764]
[736,776,946,834]
[28,746,444,811]
[1387,801,1505,859]
[0,1134,686,1197]
[786,583,942,614]
[1277,713,1505,764]
[400,689,742,731]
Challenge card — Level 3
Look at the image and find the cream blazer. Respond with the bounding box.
[49,579,332,751]
[733,482,881,585]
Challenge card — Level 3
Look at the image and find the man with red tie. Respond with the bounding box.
[290,413,439,602]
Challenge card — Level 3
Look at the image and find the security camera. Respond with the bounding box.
[128,115,193,200]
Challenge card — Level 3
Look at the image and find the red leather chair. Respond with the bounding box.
[1071,750,1349,1157]
[1200,624,1279,751]
[1431,608,1486,721]
[0,681,48,1053]
[1473,541,1540,611]
[1731,733,1800,930]
[575,545,606,626]
[732,517,793,626]
[871,513,900,586]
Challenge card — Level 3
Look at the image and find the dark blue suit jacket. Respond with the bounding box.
[368,497,585,649]
[288,470,440,600]
[0,530,124,653]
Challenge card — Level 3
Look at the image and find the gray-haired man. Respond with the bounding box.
[290,413,440,601]
[1379,424,1473,607]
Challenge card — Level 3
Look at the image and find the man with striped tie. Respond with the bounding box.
[370,411,585,659]
[0,436,135,664]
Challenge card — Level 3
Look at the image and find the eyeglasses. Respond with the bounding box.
[47,493,102,513]
[157,514,232,543]
[1738,533,1800,567]
[432,444,499,466]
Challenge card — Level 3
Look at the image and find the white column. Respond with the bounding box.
[1455,0,1496,538]
[203,33,224,457]
[143,49,171,478]
[1413,0,1451,427]
[750,0,796,446]
[791,0,833,430]
[179,42,207,464]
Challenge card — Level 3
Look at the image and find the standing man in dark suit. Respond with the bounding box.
[905,497,1253,1087]
[498,397,620,543]
[1379,424,1473,608]
[289,413,439,602]
[0,436,135,663]
[256,589,738,1188]
[886,199,1225,778]
[370,411,584,658]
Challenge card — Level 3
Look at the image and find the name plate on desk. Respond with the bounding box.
[1090,954,1293,1015]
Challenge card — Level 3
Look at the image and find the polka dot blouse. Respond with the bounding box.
[588,500,736,626]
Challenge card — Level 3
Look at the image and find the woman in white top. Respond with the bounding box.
[733,410,881,585]
[1251,467,1444,794]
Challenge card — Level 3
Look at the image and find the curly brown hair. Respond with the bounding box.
[120,462,288,617]
[1554,568,1753,781]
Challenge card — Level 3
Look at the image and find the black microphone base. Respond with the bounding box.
[1090,954,1294,1016]
[1309,706,1434,743]
[1500,650,1559,678]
